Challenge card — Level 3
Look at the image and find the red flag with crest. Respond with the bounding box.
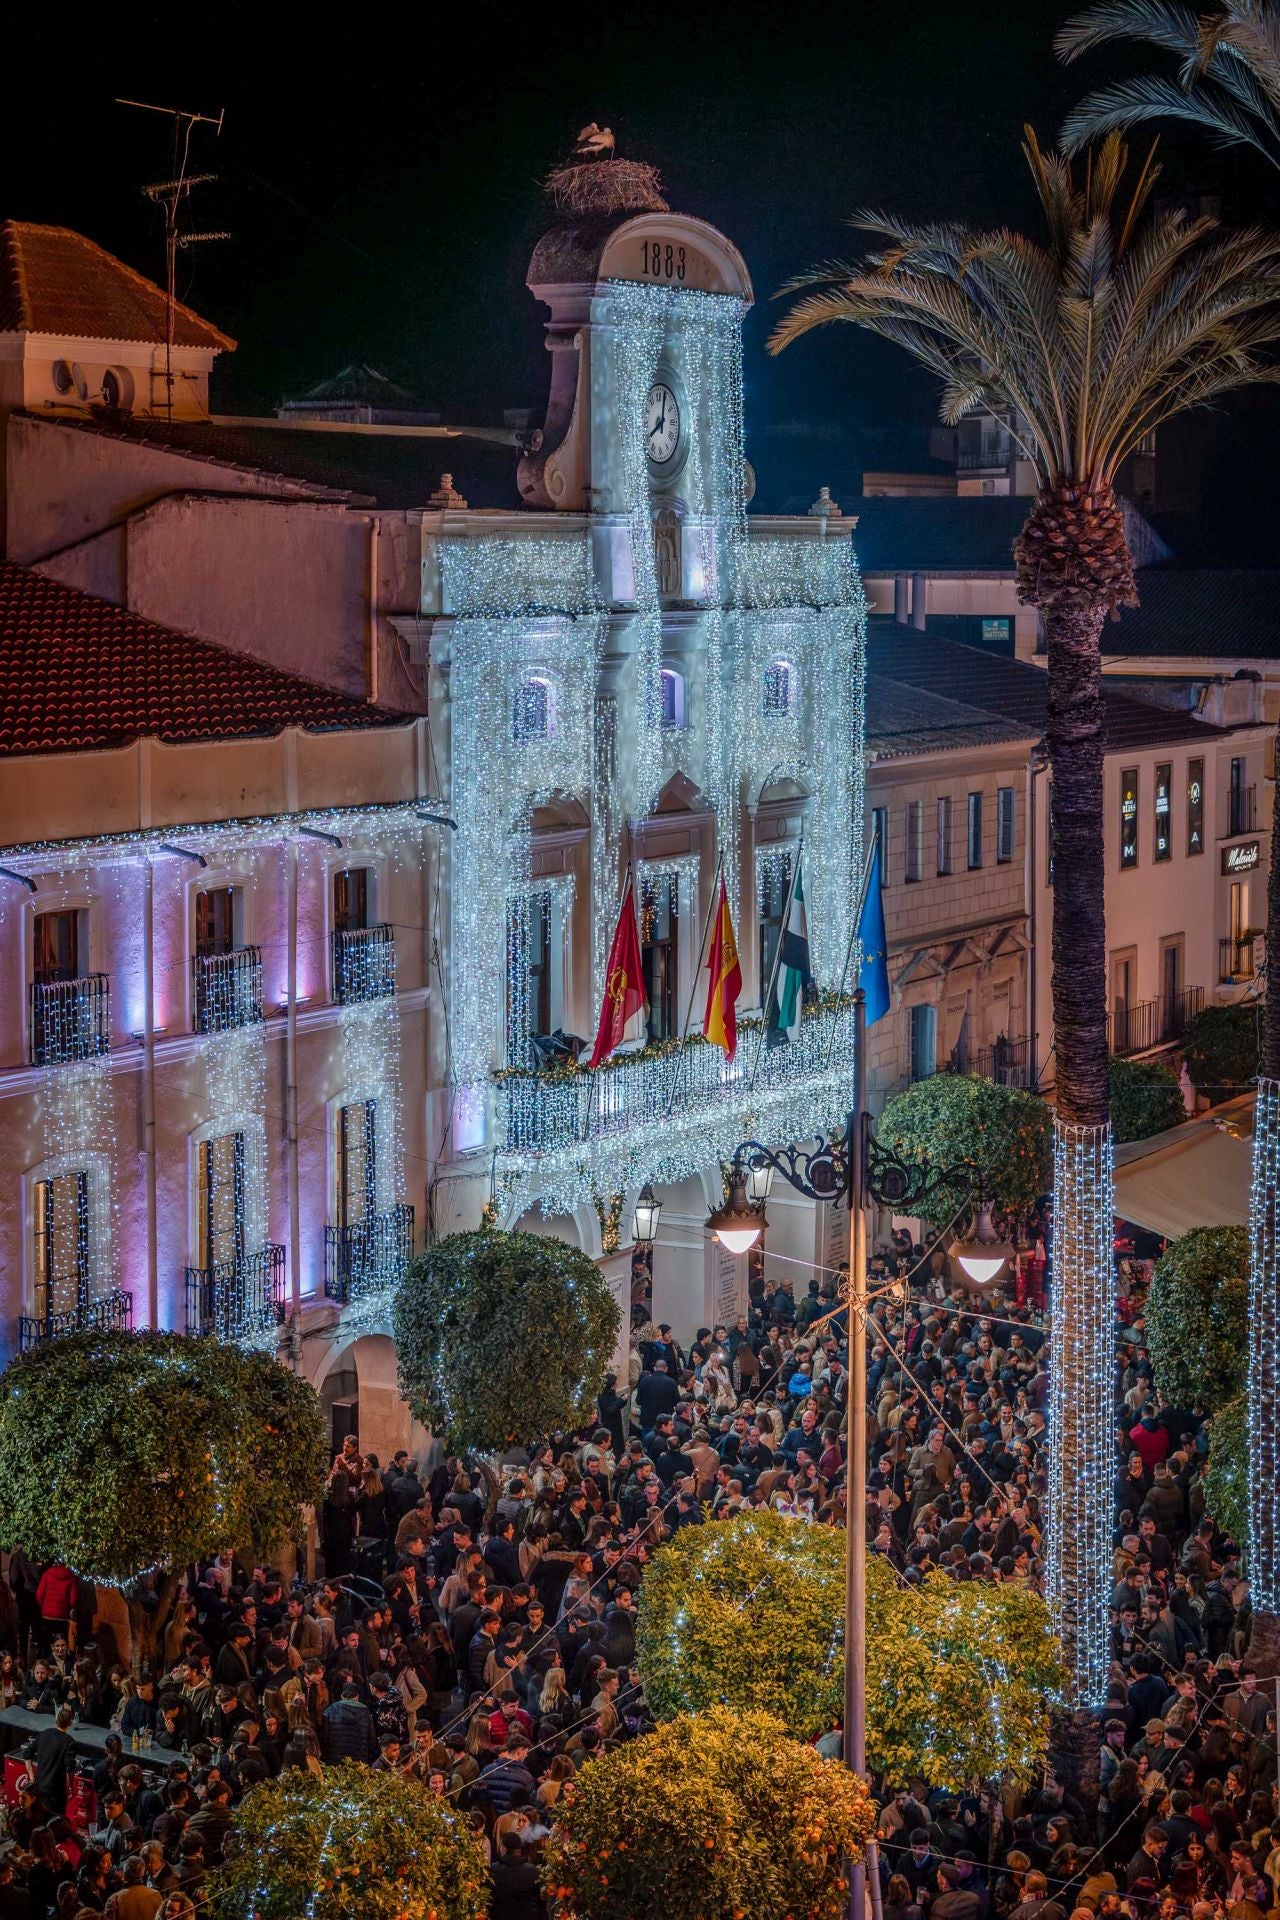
[589,876,647,1068]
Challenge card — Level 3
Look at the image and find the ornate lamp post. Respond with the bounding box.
[710,989,1003,1920]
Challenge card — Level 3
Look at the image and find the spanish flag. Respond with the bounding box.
[588,876,647,1069]
[703,874,742,1062]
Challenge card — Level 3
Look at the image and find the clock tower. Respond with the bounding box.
[516,133,754,516]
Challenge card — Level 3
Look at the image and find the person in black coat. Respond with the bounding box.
[596,1374,627,1456]
[484,1520,522,1590]
[489,1832,545,1919]
[634,1360,678,1428]
[33,1704,74,1813]
[322,1471,357,1578]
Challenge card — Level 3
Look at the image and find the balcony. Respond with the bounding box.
[495,1000,856,1158]
[29,974,111,1066]
[1226,787,1257,838]
[18,1287,132,1352]
[192,947,263,1034]
[324,1203,415,1304]
[945,1035,1038,1091]
[1219,937,1258,985]
[185,1245,286,1340]
[1109,985,1206,1056]
[957,444,1009,472]
[332,924,396,1005]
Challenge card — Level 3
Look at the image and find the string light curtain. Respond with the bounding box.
[1044,1119,1115,1705]
[1248,1077,1280,1612]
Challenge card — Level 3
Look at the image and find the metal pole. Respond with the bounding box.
[286,842,302,1316]
[143,860,159,1330]
[848,986,870,1920]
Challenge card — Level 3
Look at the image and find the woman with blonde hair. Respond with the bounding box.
[538,1665,571,1724]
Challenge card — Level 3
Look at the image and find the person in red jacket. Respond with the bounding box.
[34,1563,78,1656]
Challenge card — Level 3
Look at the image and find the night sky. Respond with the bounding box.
[4,1,1276,554]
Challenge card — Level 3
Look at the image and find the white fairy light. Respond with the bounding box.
[1044,1118,1115,1707]
[1248,1077,1280,1608]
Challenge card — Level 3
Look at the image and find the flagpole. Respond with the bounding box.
[665,848,725,1118]
[747,831,804,1096]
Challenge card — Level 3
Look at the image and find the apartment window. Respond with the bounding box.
[337,1099,377,1230]
[659,667,685,730]
[641,872,679,1042]
[1229,755,1252,836]
[936,796,952,876]
[1154,763,1172,863]
[872,807,889,885]
[32,1170,90,1322]
[762,659,793,718]
[1120,769,1139,870]
[34,909,84,984]
[996,786,1015,864]
[910,1004,937,1083]
[967,792,984,870]
[197,1132,246,1273]
[513,676,553,744]
[759,854,793,1004]
[904,802,924,883]
[1187,758,1205,856]
[505,891,553,1065]
[195,887,240,957]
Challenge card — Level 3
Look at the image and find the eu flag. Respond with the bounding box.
[858,835,891,1025]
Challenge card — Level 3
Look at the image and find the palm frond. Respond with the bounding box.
[1060,72,1280,160]
[1056,0,1204,63]
[1199,2,1280,110]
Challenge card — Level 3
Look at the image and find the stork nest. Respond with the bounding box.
[545,156,668,217]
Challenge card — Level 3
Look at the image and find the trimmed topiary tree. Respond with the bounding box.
[1146,1227,1248,1410]
[635,1512,1066,1788]
[635,1507,845,1737]
[540,1706,875,1920]
[876,1074,1052,1227]
[393,1228,619,1454]
[1203,1394,1247,1552]
[0,1331,327,1661]
[1108,1055,1186,1143]
[212,1761,489,1920]
[1182,1002,1260,1104]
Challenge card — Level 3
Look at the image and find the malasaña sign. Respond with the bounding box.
[1222,839,1261,874]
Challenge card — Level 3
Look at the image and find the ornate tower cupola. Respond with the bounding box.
[517,126,753,512]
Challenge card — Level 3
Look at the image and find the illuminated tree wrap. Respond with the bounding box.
[1248,1078,1280,1617]
[392,1229,619,1454]
[1045,1119,1115,1707]
[540,1707,875,1920]
[635,1513,1064,1788]
[876,1074,1052,1228]
[1146,1226,1247,1410]
[211,1762,489,1920]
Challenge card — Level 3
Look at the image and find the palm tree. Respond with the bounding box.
[1057,1,1280,168]
[770,130,1280,1758]
[1060,1,1280,1673]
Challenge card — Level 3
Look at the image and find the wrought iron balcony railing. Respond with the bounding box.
[192,947,264,1034]
[331,924,396,1005]
[943,1035,1038,1091]
[1109,985,1206,1056]
[29,974,111,1066]
[1219,937,1258,985]
[18,1286,132,1352]
[324,1203,415,1304]
[185,1245,286,1340]
[495,1001,856,1156]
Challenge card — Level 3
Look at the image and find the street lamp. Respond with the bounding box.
[632,1183,662,1248]
[951,1201,1015,1289]
[706,1164,766,1254]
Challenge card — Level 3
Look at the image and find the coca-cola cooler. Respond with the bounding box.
[66,1769,96,1831]
[2,1753,32,1806]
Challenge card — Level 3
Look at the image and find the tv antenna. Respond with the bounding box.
[116,98,229,420]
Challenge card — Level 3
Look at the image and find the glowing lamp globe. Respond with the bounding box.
[951,1204,1014,1289]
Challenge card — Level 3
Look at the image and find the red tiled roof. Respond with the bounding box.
[0,221,235,351]
[0,562,410,757]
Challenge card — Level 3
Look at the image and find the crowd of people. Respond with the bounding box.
[0,1230,1266,1920]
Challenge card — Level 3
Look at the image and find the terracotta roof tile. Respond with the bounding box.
[0,562,409,757]
[0,221,234,350]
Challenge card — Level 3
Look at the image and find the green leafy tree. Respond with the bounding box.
[1203,1393,1248,1550]
[540,1707,875,1920]
[875,1075,1052,1227]
[1109,1055,1187,1143]
[1146,1226,1248,1408]
[393,1229,619,1455]
[211,1762,489,1920]
[635,1512,1065,1788]
[1182,1002,1261,1102]
[0,1331,326,1662]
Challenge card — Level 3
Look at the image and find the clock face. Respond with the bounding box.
[644,382,681,468]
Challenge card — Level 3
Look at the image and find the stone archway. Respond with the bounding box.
[318,1333,431,1470]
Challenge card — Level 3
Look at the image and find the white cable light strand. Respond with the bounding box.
[1248,1075,1280,1610]
[1044,1116,1116,1708]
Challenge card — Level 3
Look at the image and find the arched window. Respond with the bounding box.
[513,676,554,743]
[659,667,685,730]
[763,658,793,717]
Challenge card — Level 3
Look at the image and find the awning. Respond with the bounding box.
[1113,1095,1255,1241]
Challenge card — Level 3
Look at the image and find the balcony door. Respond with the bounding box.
[333,868,372,934]
[33,1171,89,1321]
[759,855,793,1008]
[641,873,679,1043]
[338,1100,377,1230]
[1160,942,1183,1040]
[34,909,82,984]
[196,887,238,958]
[198,1132,245,1273]
[505,891,553,1067]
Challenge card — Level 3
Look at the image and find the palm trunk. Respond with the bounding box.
[1246,721,1280,1671]
[1017,484,1128,1766]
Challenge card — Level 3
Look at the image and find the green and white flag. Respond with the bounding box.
[766,859,813,1045]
